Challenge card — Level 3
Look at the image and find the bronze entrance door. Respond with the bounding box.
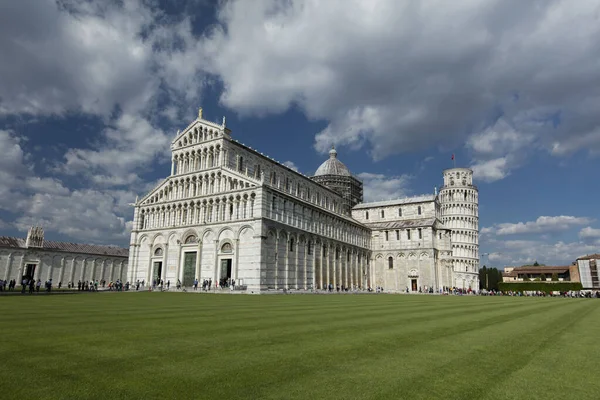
[182,253,196,287]
[24,264,36,281]
[153,262,162,282]
[220,259,232,286]
[411,279,417,292]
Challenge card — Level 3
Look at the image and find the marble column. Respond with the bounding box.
[47,258,53,281]
[175,243,183,284]
[69,258,76,285]
[59,257,66,285]
[234,238,240,282]
[213,239,219,285]
[146,244,153,284]
[294,236,299,290]
[274,232,279,290]
[79,259,86,282]
[109,260,115,282]
[318,245,322,289]
[284,236,290,289]
[332,248,337,289]
[91,259,97,282]
[325,245,330,288]
[303,240,308,290]
[195,241,201,281]
[162,244,169,282]
[3,253,13,281]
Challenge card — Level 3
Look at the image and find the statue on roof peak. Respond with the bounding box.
[198,107,203,120]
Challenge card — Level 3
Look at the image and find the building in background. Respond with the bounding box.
[502,265,580,283]
[352,195,455,292]
[0,227,128,285]
[439,168,480,288]
[127,109,480,292]
[576,254,600,289]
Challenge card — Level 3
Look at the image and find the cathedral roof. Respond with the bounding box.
[314,147,352,177]
[362,217,443,230]
[353,195,437,209]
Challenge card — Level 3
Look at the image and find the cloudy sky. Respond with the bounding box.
[1,0,600,266]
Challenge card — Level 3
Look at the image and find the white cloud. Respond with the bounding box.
[202,0,600,174]
[282,161,299,172]
[61,113,170,185]
[13,189,131,242]
[467,118,537,182]
[0,0,155,117]
[357,172,412,203]
[579,226,600,239]
[483,239,599,266]
[484,216,594,236]
[0,1,207,186]
[0,131,134,243]
[470,157,510,182]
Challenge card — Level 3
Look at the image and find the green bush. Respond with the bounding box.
[540,273,546,281]
[498,282,583,294]
[551,273,559,281]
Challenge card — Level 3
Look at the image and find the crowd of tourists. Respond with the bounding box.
[0,277,130,294]
[3,276,599,298]
[481,289,600,298]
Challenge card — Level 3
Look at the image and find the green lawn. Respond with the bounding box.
[1,293,598,399]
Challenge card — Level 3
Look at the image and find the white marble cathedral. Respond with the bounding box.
[127,109,479,292]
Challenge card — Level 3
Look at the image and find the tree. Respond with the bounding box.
[551,273,559,281]
[523,274,530,282]
[533,261,540,266]
[479,266,487,290]
[540,273,547,281]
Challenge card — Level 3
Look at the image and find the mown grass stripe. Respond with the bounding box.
[0,294,597,400]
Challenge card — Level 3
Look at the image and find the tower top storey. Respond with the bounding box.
[442,167,474,188]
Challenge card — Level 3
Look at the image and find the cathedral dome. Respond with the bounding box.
[314,146,352,177]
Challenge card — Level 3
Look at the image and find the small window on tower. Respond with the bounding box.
[407,230,411,240]
[418,206,422,215]
[381,210,385,218]
[398,208,402,217]
[385,231,389,241]
[396,230,399,240]
[418,228,422,239]
[365,211,369,220]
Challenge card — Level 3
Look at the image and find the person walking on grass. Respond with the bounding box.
[29,279,35,294]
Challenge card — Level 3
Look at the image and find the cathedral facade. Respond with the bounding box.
[127,110,479,292]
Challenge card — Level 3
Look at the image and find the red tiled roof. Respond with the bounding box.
[576,254,600,261]
[508,265,570,274]
[0,236,128,258]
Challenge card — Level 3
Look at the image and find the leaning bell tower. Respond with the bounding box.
[439,168,480,289]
